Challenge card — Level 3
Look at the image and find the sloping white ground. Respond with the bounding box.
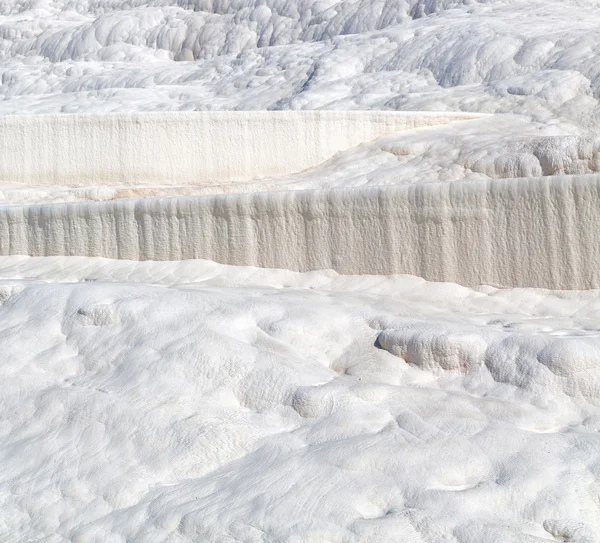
[0,0,598,134]
[0,255,599,542]
[2,0,600,539]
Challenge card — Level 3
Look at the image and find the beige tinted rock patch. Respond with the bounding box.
[1,172,600,289]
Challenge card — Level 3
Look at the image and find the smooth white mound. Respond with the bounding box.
[0,256,599,542]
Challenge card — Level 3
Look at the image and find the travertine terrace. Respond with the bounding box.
[3,111,600,289]
[3,1,600,541]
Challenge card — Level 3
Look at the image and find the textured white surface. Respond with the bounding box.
[0,114,576,205]
[0,0,597,134]
[3,0,600,540]
[3,111,600,289]
[3,172,600,289]
[0,110,480,187]
[0,256,600,542]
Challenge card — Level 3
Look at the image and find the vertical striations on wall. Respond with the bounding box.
[0,111,483,187]
[1,174,599,289]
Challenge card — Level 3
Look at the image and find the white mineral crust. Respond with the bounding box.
[0,0,599,541]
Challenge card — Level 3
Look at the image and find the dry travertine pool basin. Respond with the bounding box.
[2,110,600,289]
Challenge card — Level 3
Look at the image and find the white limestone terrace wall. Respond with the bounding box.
[0,111,481,187]
[1,173,599,289]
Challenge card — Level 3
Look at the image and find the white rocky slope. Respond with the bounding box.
[0,0,597,132]
[1,0,600,541]
[1,256,600,542]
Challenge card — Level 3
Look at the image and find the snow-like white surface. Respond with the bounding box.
[2,0,600,540]
[2,0,600,288]
[0,255,600,542]
[0,0,597,132]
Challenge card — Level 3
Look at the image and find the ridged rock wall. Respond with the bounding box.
[0,111,481,187]
[2,174,599,289]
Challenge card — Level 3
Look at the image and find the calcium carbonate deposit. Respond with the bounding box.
[1,0,600,542]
